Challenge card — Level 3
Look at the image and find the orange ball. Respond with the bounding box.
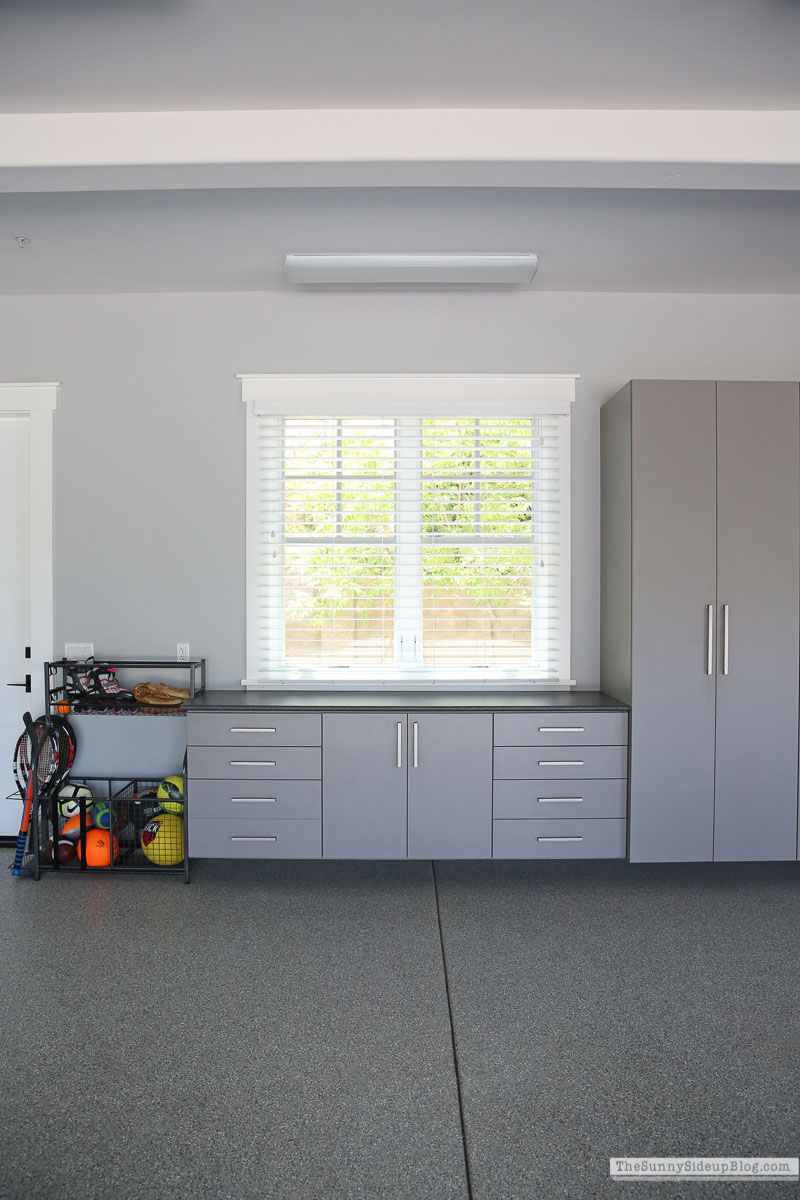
[60,814,85,842]
[76,828,118,867]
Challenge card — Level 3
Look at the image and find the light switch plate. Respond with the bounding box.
[65,642,93,660]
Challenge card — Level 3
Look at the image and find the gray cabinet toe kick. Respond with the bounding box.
[186,701,629,862]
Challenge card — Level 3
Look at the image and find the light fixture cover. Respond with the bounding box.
[284,253,538,286]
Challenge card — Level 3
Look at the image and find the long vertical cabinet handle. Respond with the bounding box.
[396,721,403,768]
[722,604,729,675]
[412,721,419,769]
[706,604,714,675]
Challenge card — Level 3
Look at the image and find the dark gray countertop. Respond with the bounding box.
[184,689,628,713]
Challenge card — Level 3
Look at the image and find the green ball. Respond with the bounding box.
[91,801,116,830]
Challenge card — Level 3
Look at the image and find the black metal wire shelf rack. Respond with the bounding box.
[15,774,190,882]
[44,657,206,716]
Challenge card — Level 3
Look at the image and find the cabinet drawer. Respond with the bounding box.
[493,745,627,780]
[493,818,627,859]
[187,713,320,747]
[493,778,627,820]
[188,779,321,820]
[494,711,627,746]
[188,818,321,858]
[187,746,321,780]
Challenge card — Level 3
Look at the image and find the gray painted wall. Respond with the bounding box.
[1,289,799,690]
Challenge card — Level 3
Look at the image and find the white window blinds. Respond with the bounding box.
[242,377,573,687]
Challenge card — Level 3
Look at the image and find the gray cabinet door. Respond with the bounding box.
[322,713,407,858]
[407,713,492,859]
[629,381,718,862]
[714,382,800,861]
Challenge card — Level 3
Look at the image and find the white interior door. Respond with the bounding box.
[0,417,32,834]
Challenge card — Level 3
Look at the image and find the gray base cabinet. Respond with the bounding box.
[405,713,492,859]
[323,712,493,859]
[186,712,323,858]
[322,713,408,859]
[187,700,629,862]
[492,710,628,858]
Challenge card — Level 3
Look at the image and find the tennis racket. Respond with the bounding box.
[11,713,54,876]
[48,714,76,789]
[12,716,59,801]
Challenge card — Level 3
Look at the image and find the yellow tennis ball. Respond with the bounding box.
[156,774,184,814]
[141,812,185,867]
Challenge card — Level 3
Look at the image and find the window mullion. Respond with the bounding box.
[394,416,423,668]
[266,416,286,674]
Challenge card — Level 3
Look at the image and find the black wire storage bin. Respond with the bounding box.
[28,775,189,882]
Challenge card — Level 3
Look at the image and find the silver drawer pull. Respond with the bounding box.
[537,797,583,804]
[538,726,585,733]
[230,797,276,804]
[231,836,277,843]
[537,835,583,843]
[230,760,276,766]
[230,727,276,734]
[538,760,584,766]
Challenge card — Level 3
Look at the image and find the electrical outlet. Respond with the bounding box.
[65,642,93,661]
[177,642,190,662]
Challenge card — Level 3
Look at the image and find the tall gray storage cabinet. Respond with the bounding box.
[601,380,800,863]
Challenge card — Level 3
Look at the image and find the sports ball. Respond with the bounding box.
[57,784,93,819]
[141,813,184,866]
[60,814,87,842]
[45,837,76,865]
[90,801,116,830]
[132,789,162,824]
[76,828,118,867]
[156,775,184,814]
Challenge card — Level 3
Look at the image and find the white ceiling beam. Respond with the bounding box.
[1,109,799,193]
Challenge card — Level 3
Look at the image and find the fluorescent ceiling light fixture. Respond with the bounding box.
[284,253,538,286]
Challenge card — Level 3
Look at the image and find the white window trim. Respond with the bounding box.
[239,374,576,690]
[0,383,59,713]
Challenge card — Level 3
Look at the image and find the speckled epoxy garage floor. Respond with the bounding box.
[2,855,799,1199]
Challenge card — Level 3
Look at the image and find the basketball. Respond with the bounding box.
[57,784,93,819]
[156,775,184,814]
[91,801,116,829]
[77,828,118,867]
[45,838,76,865]
[141,812,184,866]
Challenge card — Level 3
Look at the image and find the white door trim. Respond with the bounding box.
[0,383,59,709]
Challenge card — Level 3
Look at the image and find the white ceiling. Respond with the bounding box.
[1,187,798,295]
[1,0,800,112]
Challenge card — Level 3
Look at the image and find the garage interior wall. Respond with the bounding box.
[1,288,799,690]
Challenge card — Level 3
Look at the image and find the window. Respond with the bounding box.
[241,375,574,687]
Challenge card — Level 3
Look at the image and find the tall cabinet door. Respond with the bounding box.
[714,383,800,861]
[322,714,408,858]
[629,381,718,862]
[407,713,493,859]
